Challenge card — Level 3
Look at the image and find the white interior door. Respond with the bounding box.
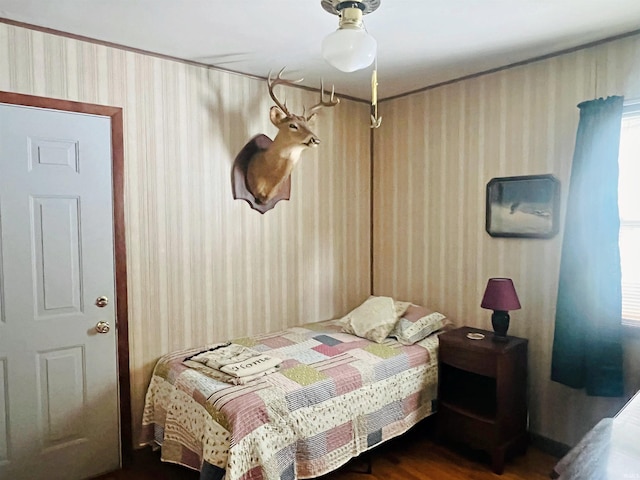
[0,104,120,479]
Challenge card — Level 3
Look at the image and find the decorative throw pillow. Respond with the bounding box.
[341,296,399,343]
[390,304,447,345]
[393,300,412,318]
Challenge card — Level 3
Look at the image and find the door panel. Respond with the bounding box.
[0,104,120,479]
[37,346,86,449]
[0,358,8,464]
[32,195,82,316]
[28,137,80,172]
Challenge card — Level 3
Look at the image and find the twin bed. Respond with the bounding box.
[140,298,448,480]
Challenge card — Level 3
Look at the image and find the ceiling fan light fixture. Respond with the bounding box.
[321,2,378,73]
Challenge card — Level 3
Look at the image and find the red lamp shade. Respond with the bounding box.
[481,278,521,311]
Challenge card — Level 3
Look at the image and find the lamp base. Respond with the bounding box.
[491,310,510,342]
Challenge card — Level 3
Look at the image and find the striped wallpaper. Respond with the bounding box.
[2,19,640,452]
[0,22,372,445]
[374,34,640,446]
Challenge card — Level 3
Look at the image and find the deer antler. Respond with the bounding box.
[268,67,303,117]
[306,80,340,119]
[243,69,341,208]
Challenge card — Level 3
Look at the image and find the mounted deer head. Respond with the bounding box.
[245,68,339,206]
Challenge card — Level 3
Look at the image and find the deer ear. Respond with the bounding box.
[306,113,317,123]
[270,106,287,125]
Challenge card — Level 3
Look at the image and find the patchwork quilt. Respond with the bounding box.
[140,319,440,480]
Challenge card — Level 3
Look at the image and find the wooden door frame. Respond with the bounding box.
[0,91,132,466]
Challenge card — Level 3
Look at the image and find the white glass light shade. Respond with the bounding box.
[321,27,377,73]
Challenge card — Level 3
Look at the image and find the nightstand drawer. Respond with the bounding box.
[440,344,496,377]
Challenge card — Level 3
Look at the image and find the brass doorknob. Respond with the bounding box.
[95,321,110,334]
[96,296,109,308]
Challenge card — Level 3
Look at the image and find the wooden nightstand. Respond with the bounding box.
[436,326,528,474]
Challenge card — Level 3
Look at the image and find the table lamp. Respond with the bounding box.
[481,278,521,341]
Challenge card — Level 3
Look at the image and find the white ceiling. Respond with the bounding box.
[1,0,640,100]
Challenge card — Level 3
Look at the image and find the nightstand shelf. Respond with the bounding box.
[437,326,528,474]
[439,400,496,423]
[439,363,497,419]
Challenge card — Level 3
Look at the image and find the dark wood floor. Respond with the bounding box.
[98,424,557,480]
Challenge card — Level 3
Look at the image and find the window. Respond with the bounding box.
[619,101,640,325]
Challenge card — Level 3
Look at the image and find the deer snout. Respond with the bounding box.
[305,136,320,147]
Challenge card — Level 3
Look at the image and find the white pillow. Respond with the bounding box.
[341,296,399,343]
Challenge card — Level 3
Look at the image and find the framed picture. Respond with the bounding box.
[486,174,560,238]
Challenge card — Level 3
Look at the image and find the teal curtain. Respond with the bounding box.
[551,96,624,397]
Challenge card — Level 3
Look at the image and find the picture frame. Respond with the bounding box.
[486,174,560,238]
